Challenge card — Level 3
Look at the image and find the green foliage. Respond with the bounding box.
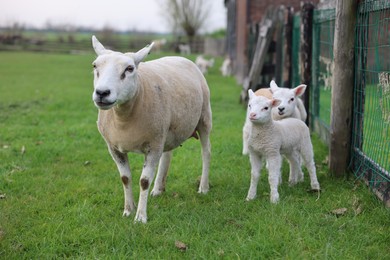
[0,52,389,258]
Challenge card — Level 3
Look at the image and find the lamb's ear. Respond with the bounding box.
[92,35,108,56]
[294,84,307,97]
[271,99,281,107]
[133,42,155,66]
[270,80,279,93]
[248,89,255,99]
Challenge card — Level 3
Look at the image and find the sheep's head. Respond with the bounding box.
[91,35,154,110]
[248,89,280,124]
[270,80,306,119]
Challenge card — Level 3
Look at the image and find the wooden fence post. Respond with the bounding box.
[300,2,314,126]
[329,0,357,176]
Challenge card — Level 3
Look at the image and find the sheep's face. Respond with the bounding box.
[92,54,138,110]
[247,90,280,124]
[270,81,306,119]
[91,36,154,110]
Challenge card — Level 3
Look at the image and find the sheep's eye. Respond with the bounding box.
[248,104,251,109]
[93,64,97,69]
[125,65,134,73]
[264,107,269,110]
[290,97,295,102]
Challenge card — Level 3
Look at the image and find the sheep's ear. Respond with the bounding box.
[271,99,281,107]
[92,35,108,56]
[133,42,155,65]
[248,89,255,99]
[294,84,307,97]
[270,80,279,93]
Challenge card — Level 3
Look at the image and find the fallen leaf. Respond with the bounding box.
[175,240,188,251]
[84,161,91,166]
[330,207,347,216]
[0,194,6,199]
[21,146,26,155]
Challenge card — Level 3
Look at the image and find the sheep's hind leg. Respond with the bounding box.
[197,125,211,194]
[151,151,173,196]
[108,147,136,217]
[285,151,303,186]
[302,152,320,191]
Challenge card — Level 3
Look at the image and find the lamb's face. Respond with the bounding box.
[248,95,274,124]
[92,53,138,110]
[271,88,297,119]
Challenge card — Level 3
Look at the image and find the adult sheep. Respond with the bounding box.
[91,36,212,223]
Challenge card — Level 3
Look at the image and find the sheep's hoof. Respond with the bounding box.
[123,210,132,217]
[134,213,147,224]
[198,186,209,194]
[270,194,280,204]
[150,189,163,197]
[311,183,320,190]
[123,203,136,217]
[245,197,253,202]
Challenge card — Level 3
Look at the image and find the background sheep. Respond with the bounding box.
[195,55,215,74]
[178,44,191,55]
[91,36,212,223]
[242,80,307,155]
[220,57,232,77]
[245,90,320,203]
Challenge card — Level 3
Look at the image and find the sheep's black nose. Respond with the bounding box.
[96,89,111,97]
[278,107,285,112]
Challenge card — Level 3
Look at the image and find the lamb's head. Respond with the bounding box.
[248,89,281,124]
[91,35,154,110]
[270,80,306,119]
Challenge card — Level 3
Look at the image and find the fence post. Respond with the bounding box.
[300,2,314,126]
[329,0,357,176]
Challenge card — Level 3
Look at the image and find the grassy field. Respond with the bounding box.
[0,51,389,258]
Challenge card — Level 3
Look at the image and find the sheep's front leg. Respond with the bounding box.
[135,151,161,223]
[246,152,263,201]
[108,147,135,217]
[266,154,282,203]
[151,151,173,196]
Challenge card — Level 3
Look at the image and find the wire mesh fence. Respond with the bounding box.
[350,0,390,205]
[310,8,335,144]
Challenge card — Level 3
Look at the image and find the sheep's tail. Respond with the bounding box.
[297,98,307,122]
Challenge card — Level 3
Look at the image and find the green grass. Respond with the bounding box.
[0,51,389,259]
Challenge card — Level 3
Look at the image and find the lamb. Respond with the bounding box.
[245,90,320,203]
[178,44,191,55]
[220,57,232,77]
[91,36,212,223]
[195,55,215,74]
[242,80,307,155]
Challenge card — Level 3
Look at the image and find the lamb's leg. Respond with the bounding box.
[198,127,211,194]
[151,151,173,196]
[285,150,303,186]
[267,154,282,203]
[301,151,320,191]
[135,151,161,223]
[246,152,263,201]
[108,147,136,217]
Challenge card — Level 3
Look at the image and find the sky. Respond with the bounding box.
[0,0,227,33]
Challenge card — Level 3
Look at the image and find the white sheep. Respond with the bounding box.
[195,55,215,74]
[178,44,191,55]
[245,90,320,203]
[91,36,212,223]
[242,80,307,155]
[220,57,232,77]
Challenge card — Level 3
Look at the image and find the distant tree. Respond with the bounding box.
[161,0,211,41]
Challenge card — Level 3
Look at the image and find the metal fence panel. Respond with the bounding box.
[351,0,390,205]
